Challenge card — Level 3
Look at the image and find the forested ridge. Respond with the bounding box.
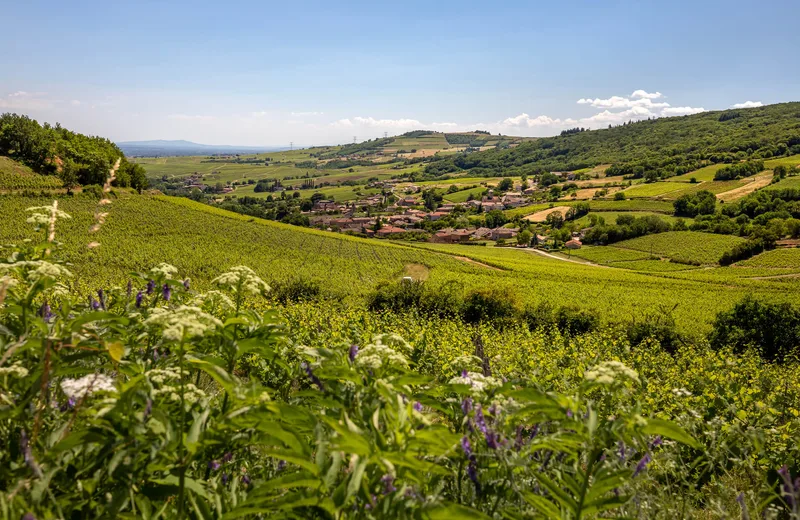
[0,113,148,191]
[425,102,800,179]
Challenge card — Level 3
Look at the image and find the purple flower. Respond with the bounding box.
[97,289,106,310]
[650,436,663,449]
[277,460,286,471]
[144,399,152,418]
[301,362,324,390]
[38,302,53,321]
[126,280,132,297]
[221,473,229,484]
[778,465,797,510]
[485,431,500,450]
[461,397,473,415]
[183,279,190,290]
[529,424,539,439]
[514,425,525,451]
[348,344,359,362]
[461,436,472,458]
[467,460,481,494]
[162,283,171,301]
[20,430,42,478]
[633,453,651,478]
[146,280,155,295]
[461,369,468,378]
[152,348,160,362]
[208,460,220,471]
[736,493,749,520]
[222,452,233,463]
[242,474,251,485]
[89,296,100,310]
[413,401,423,412]
[617,440,626,462]
[566,409,573,419]
[22,514,36,520]
[474,405,488,434]
[135,291,143,308]
[381,474,397,494]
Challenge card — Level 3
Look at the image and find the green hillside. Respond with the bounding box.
[425,102,800,177]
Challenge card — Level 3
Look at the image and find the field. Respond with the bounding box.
[572,211,681,227]
[737,247,800,268]
[442,185,485,203]
[1,194,795,335]
[568,245,656,264]
[621,182,685,198]
[614,231,746,265]
[764,153,800,169]
[765,175,800,190]
[0,156,63,190]
[671,163,726,182]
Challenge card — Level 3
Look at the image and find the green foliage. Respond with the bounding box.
[673,190,717,217]
[714,160,765,181]
[719,239,775,266]
[710,298,800,362]
[0,113,148,191]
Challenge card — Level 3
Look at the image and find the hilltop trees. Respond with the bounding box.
[674,190,717,217]
[0,113,148,191]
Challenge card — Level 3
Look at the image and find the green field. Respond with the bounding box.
[765,153,800,169]
[568,245,655,264]
[0,156,63,190]
[443,186,485,203]
[764,176,800,190]
[614,231,746,265]
[621,182,686,198]
[572,211,682,227]
[737,248,800,268]
[671,163,726,182]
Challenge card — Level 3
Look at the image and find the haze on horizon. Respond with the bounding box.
[2,0,799,147]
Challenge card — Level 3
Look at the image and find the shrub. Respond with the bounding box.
[522,303,600,335]
[719,238,774,266]
[626,307,683,353]
[270,278,323,303]
[709,298,800,362]
[462,286,519,324]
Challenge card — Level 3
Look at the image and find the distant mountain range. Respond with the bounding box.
[117,140,288,157]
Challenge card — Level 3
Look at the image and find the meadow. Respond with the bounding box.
[614,231,746,265]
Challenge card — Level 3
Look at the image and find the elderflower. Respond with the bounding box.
[149,263,179,278]
[355,336,411,371]
[584,360,640,385]
[25,205,71,226]
[61,374,116,399]
[144,305,222,341]
[154,383,207,404]
[0,363,29,378]
[212,266,270,296]
[448,371,503,395]
[1,261,72,282]
[192,290,235,313]
[148,368,181,384]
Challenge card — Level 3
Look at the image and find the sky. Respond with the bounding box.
[1,0,799,147]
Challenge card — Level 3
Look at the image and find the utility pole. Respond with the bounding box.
[353,136,357,144]
[384,131,388,139]
[289,141,293,151]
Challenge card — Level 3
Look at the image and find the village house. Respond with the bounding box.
[427,211,449,221]
[490,228,519,240]
[471,227,493,240]
[565,238,582,250]
[501,193,527,208]
[397,197,417,207]
[376,225,407,237]
[482,202,505,212]
[432,228,472,244]
[312,200,338,212]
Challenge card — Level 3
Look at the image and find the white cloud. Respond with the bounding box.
[291,111,324,116]
[577,95,669,109]
[731,100,763,109]
[501,113,564,127]
[331,116,423,129]
[661,106,705,116]
[70,100,81,106]
[631,90,663,99]
[0,91,54,110]
[251,110,269,117]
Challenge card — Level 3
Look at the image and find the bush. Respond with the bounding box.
[709,298,800,362]
[522,303,600,335]
[462,286,519,324]
[270,278,323,303]
[626,307,683,353]
[367,279,462,317]
[719,238,774,266]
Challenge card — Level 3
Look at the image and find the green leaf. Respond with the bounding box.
[425,503,492,519]
[642,418,700,448]
[346,456,368,501]
[521,492,561,520]
[107,341,124,362]
[186,354,236,393]
[535,472,578,513]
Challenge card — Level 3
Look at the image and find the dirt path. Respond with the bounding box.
[747,272,800,280]
[523,248,608,267]
[717,172,773,202]
[453,256,503,271]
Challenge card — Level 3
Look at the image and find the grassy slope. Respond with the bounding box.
[0,194,794,333]
[0,156,63,190]
[614,231,746,265]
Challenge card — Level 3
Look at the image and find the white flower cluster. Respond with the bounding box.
[0,363,29,378]
[149,263,179,278]
[448,371,503,395]
[212,266,270,296]
[144,306,222,342]
[446,355,483,374]
[672,387,692,397]
[25,205,72,226]
[60,374,116,399]
[584,361,640,385]
[154,383,207,404]
[1,261,73,282]
[355,335,412,371]
[191,290,235,313]
[148,368,181,384]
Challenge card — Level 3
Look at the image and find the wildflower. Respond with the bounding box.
[0,364,29,378]
[144,399,152,418]
[485,431,500,449]
[467,460,480,494]
[146,280,155,295]
[566,409,573,419]
[461,436,472,458]
[149,263,179,278]
[650,436,663,449]
[162,283,171,301]
[381,474,396,494]
[354,336,410,371]
[22,513,36,520]
[529,424,539,440]
[208,460,220,471]
[348,344,359,362]
[38,302,53,321]
[152,348,160,362]
[461,397,473,415]
[222,452,233,463]
[97,289,105,310]
[514,425,524,451]
[135,291,143,308]
[617,440,626,462]
[301,362,324,390]
[183,279,190,290]
[277,460,286,471]
[221,473,229,484]
[89,297,100,311]
[144,306,222,342]
[20,429,42,478]
[633,453,651,477]
[242,474,251,485]
[737,493,750,520]
[126,280,132,297]
[212,266,270,296]
[413,401,423,412]
[585,361,640,385]
[61,374,116,400]
[25,205,71,226]
[778,466,797,511]
[474,405,488,434]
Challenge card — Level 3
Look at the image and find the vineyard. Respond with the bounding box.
[0,156,63,191]
[737,248,800,268]
[614,231,747,265]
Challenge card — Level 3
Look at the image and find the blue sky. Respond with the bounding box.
[1,0,798,146]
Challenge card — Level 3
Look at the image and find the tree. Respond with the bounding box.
[497,177,513,192]
[517,230,532,246]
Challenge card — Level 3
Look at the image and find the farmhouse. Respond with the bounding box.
[565,239,582,250]
[432,228,472,244]
[376,226,407,237]
[490,228,519,240]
